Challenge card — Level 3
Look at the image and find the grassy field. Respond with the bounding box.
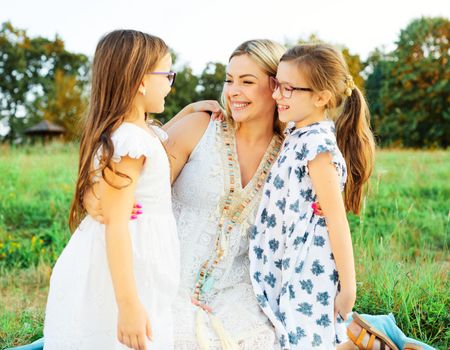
[0,143,449,349]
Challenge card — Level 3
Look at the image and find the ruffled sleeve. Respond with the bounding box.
[110,123,153,163]
[295,123,339,164]
[293,121,347,188]
[92,124,154,183]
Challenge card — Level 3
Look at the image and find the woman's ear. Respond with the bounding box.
[314,90,332,108]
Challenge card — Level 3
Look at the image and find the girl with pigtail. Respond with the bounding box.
[249,43,375,349]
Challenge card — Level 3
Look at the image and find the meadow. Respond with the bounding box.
[0,143,448,349]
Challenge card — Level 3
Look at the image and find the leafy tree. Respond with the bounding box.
[367,17,450,147]
[42,69,88,141]
[197,62,226,101]
[0,22,89,142]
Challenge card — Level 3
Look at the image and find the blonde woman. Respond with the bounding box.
[163,39,285,349]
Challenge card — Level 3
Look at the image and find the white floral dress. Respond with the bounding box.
[171,120,283,349]
[249,121,348,349]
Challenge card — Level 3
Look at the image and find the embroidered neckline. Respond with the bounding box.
[219,120,283,225]
[191,120,282,304]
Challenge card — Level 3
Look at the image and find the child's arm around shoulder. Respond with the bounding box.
[162,100,222,131]
[308,152,356,320]
[99,155,152,349]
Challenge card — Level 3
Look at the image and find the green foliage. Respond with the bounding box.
[366,17,450,147]
[197,62,227,101]
[0,143,77,268]
[348,150,449,348]
[0,263,48,347]
[0,22,89,143]
[42,69,88,141]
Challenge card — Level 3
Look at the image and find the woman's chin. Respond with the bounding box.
[231,111,251,123]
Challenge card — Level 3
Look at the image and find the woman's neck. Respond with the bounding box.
[235,116,275,146]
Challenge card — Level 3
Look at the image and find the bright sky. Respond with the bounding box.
[2,0,449,73]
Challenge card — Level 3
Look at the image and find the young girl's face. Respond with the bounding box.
[142,52,173,114]
[223,54,275,124]
[273,61,318,127]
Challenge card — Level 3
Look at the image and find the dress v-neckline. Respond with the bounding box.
[217,120,282,226]
[230,127,280,192]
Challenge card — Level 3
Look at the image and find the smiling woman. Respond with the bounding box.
[165,39,286,349]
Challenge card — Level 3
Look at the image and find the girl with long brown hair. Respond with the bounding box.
[43,30,180,350]
[249,43,375,349]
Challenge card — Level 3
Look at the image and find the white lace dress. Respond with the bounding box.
[44,123,180,350]
[171,120,283,350]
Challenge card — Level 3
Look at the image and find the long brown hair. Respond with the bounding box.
[221,39,286,136]
[281,44,375,214]
[69,30,169,231]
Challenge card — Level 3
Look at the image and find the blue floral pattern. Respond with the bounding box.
[249,121,347,348]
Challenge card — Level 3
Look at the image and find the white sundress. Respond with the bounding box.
[249,121,348,349]
[44,122,180,349]
[171,120,284,349]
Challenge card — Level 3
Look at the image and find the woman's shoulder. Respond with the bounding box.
[166,112,214,152]
[172,111,211,130]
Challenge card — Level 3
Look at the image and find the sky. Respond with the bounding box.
[2,0,449,73]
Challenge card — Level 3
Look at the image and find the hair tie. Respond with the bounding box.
[344,75,355,97]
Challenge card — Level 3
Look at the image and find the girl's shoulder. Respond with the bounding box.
[288,120,335,139]
[287,121,341,164]
[109,122,158,162]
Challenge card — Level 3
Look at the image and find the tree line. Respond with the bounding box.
[0,17,448,147]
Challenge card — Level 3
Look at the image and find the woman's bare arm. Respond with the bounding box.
[165,111,212,183]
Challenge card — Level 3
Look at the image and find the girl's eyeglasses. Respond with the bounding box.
[269,76,312,99]
[147,71,177,87]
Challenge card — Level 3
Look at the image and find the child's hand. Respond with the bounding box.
[189,100,224,121]
[117,300,152,350]
[334,288,356,322]
[311,202,323,216]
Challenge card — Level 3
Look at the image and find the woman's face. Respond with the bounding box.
[223,54,276,124]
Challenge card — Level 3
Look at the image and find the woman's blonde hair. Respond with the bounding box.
[221,39,286,136]
[69,30,169,231]
[281,44,375,214]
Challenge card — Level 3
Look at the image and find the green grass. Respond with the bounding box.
[0,144,449,349]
